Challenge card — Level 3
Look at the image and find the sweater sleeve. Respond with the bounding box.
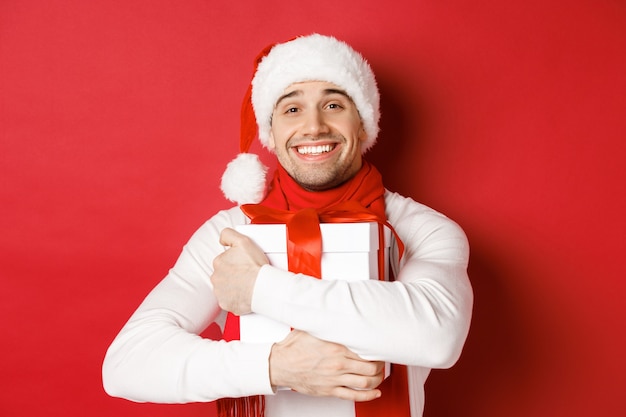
[251,191,473,369]
[102,207,275,403]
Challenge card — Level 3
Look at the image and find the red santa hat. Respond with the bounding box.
[220,34,380,205]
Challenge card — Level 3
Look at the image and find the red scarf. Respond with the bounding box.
[217,161,410,417]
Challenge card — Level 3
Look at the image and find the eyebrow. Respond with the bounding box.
[274,88,352,107]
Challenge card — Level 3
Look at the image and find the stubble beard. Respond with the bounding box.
[291,165,349,191]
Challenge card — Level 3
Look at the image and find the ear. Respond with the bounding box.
[358,123,367,142]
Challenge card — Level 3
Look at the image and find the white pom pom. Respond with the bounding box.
[220,153,268,205]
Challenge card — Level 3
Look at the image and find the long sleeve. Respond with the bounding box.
[102,207,275,403]
[251,190,473,368]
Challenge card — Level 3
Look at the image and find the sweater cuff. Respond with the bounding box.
[211,340,276,397]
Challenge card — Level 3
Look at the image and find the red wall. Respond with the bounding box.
[1,1,624,416]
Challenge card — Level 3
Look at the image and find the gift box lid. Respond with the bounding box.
[235,222,390,253]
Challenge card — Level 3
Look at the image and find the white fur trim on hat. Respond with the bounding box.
[251,34,380,153]
[220,153,268,205]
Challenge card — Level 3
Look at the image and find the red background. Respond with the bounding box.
[1,1,624,416]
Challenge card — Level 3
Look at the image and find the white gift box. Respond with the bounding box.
[235,221,392,381]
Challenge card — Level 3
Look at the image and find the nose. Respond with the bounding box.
[302,109,330,137]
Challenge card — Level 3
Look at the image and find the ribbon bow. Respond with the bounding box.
[240,201,404,280]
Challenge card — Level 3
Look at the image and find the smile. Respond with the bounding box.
[296,144,336,155]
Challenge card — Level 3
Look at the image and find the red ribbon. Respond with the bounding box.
[241,200,405,280]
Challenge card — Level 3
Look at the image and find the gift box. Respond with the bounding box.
[235,221,392,380]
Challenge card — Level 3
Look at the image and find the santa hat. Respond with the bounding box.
[220,34,380,205]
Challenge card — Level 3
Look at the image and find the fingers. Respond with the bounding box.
[333,359,385,395]
[330,386,382,402]
[297,368,383,402]
[338,356,383,381]
[219,227,241,247]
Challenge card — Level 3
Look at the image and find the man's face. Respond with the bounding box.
[269,81,367,191]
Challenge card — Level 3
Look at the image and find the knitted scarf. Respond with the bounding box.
[217,160,410,417]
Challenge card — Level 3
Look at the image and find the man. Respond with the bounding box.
[103,34,473,417]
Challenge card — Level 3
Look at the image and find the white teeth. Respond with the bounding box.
[297,144,334,155]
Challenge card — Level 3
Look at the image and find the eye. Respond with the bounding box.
[326,102,344,110]
[284,106,299,114]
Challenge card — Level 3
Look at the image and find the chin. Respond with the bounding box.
[296,175,347,191]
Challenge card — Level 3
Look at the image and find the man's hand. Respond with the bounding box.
[269,330,385,402]
[210,227,269,315]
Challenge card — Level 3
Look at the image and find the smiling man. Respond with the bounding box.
[103,34,473,417]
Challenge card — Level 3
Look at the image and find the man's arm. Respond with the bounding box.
[103,207,383,404]
[102,209,276,403]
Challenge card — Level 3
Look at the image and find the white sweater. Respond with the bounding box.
[102,190,473,417]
